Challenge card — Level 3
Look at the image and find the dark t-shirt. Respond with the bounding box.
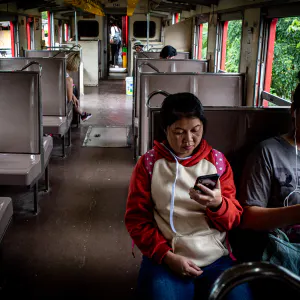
[240,136,300,242]
[240,136,300,208]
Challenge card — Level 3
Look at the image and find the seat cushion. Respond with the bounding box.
[43,136,53,166]
[0,197,13,243]
[43,108,73,136]
[43,116,68,135]
[0,136,53,186]
[0,153,42,186]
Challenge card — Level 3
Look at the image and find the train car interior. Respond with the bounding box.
[0,0,300,298]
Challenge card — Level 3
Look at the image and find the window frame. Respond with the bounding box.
[219,18,243,73]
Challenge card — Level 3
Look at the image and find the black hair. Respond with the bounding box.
[293,72,300,110]
[160,45,177,59]
[160,93,206,132]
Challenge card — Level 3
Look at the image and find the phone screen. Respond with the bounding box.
[194,174,219,192]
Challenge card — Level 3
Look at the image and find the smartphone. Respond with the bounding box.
[194,174,220,193]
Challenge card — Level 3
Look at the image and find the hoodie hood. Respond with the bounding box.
[153,139,212,167]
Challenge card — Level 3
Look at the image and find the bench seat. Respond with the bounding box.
[43,109,73,136]
[0,136,53,186]
[0,197,13,242]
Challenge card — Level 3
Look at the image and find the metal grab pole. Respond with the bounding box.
[51,12,55,47]
[147,13,150,50]
[74,10,78,46]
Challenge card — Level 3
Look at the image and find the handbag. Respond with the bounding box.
[262,228,300,275]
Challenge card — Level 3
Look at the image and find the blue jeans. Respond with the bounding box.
[136,255,253,300]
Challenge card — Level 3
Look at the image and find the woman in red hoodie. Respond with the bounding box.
[125,93,252,300]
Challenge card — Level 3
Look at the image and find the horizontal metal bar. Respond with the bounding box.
[140,52,150,59]
[147,90,170,108]
[51,45,82,58]
[209,262,300,300]
[138,62,160,73]
[148,106,290,112]
[141,72,245,77]
[261,91,291,106]
[18,61,42,76]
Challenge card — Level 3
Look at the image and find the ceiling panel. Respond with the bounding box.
[150,0,218,14]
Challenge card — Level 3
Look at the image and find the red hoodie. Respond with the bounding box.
[125,140,243,266]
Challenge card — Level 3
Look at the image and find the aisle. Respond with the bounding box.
[0,80,141,299]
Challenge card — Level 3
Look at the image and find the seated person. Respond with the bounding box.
[160,45,177,59]
[240,82,300,241]
[125,93,252,300]
[132,40,144,53]
[66,52,92,122]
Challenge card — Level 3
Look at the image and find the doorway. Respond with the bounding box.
[107,15,128,79]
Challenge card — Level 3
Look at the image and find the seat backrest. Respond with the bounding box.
[25,50,65,58]
[0,71,41,154]
[138,73,245,156]
[137,59,208,73]
[0,58,67,116]
[25,50,80,99]
[30,57,67,116]
[134,59,209,118]
[151,107,290,154]
[149,107,290,189]
[137,52,189,59]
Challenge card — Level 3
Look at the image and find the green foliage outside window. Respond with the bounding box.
[224,17,300,99]
[225,20,242,73]
[42,11,47,20]
[202,23,208,59]
[271,17,300,100]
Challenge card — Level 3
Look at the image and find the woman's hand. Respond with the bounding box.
[163,251,203,277]
[189,180,223,210]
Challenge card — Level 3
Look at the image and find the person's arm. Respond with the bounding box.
[125,156,172,264]
[239,144,300,230]
[241,205,300,231]
[66,77,73,102]
[110,26,115,40]
[206,158,243,231]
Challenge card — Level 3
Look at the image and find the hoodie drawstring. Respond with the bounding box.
[162,144,191,234]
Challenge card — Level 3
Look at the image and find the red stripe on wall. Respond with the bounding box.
[10,21,15,57]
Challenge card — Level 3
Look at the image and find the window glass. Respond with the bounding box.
[133,21,156,38]
[271,17,300,99]
[202,22,208,59]
[78,20,99,37]
[224,20,242,72]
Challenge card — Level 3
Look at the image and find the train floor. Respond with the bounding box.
[0,80,142,299]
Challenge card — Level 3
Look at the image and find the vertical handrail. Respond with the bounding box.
[74,10,78,46]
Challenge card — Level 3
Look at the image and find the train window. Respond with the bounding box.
[0,21,12,57]
[41,11,49,47]
[78,20,99,38]
[196,23,208,60]
[133,21,156,38]
[64,23,69,42]
[201,23,208,59]
[267,17,300,100]
[220,20,242,72]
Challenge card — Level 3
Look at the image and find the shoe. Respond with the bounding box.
[81,112,92,122]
